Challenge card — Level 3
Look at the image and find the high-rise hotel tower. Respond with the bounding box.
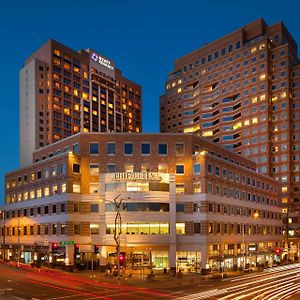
[20,39,142,167]
[160,19,300,239]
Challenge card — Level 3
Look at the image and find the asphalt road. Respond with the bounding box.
[175,263,300,300]
[1,262,300,300]
[0,263,175,300]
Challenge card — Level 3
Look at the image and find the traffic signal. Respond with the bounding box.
[94,245,99,254]
[74,244,80,254]
[118,252,126,267]
[52,242,59,253]
[275,248,282,255]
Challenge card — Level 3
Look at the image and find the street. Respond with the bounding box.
[0,263,174,300]
[1,262,300,300]
[175,263,300,300]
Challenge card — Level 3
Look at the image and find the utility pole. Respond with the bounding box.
[0,211,5,260]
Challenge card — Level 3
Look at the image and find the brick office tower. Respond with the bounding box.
[20,39,142,167]
[160,19,300,241]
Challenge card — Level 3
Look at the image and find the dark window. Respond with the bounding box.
[61,204,65,213]
[194,223,201,234]
[89,143,99,155]
[44,206,48,214]
[124,143,133,155]
[158,143,168,155]
[52,205,57,214]
[107,143,116,155]
[141,143,151,155]
[73,164,80,173]
[73,144,79,154]
[176,165,184,174]
[107,164,116,173]
[176,204,184,212]
[90,204,99,212]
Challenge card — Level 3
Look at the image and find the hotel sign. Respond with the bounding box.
[91,52,114,70]
[113,172,163,181]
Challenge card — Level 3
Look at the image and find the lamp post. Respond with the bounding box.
[242,223,245,269]
[0,211,5,260]
[242,211,259,270]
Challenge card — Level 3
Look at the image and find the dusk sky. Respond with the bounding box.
[1,0,300,205]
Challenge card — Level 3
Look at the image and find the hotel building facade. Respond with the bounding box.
[160,19,300,241]
[1,133,284,272]
[20,39,142,168]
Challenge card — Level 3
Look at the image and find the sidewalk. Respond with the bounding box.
[2,261,248,290]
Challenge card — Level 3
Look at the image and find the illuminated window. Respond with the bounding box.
[259,44,265,50]
[176,184,185,193]
[73,66,80,73]
[259,74,266,80]
[233,122,242,130]
[30,190,35,199]
[124,164,134,173]
[176,223,185,235]
[282,197,288,203]
[282,186,288,193]
[92,110,98,116]
[260,94,266,101]
[193,182,201,193]
[272,96,278,102]
[64,108,70,115]
[52,185,58,194]
[63,62,71,71]
[52,165,57,176]
[177,88,182,93]
[54,49,61,56]
[73,89,78,96]
[244,120,250,126]
[251,47,257,53]
[82,92,88,99]
[158,163,168,173]
[281,92,287,98]
[252,117,258,124]
[44,187,49,196]
[72,184,80,193]
[90,164,99,175]
[141,163,150,172]
[83,72,88,79]
[202,131,213,137]
[37,189,42,198]
[83,107,89,112]
[74,104,80,111]
[92,96,97,102]
[252,97,258,103]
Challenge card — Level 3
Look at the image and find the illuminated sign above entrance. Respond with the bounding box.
[91,52,114,70]
[113,172,163,181]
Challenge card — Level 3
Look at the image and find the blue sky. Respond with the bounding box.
[0,0,300,205]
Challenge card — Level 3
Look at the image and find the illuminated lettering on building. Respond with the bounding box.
[113,172,163,181]
[91,53,114,70]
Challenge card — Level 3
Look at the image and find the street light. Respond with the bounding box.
[242,211,259,270]
[0,211,5,260]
